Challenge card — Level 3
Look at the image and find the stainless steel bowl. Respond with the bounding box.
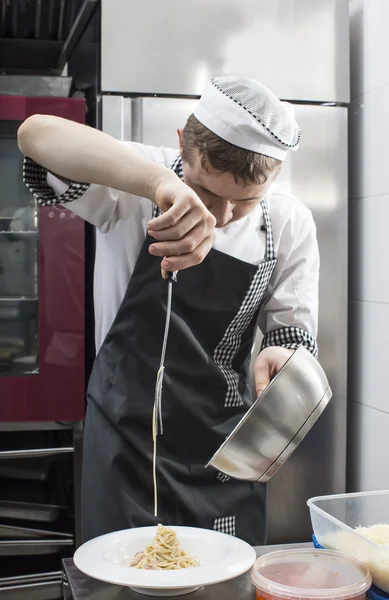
[207,345,332,481]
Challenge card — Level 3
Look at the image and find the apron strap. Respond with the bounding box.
[260,198,275,262]
[171,154,184,178]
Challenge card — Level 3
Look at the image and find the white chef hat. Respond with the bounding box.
[193,77,301,161]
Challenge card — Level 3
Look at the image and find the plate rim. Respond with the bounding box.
[73,525,256,590]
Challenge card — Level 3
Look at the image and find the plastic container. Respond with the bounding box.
[312,536,389,600]
[250,549,372,600]
[308,491,389,593]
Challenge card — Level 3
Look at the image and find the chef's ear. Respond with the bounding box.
[177,129,184,154]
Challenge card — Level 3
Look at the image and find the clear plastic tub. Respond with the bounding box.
[250,549,372,600]
[308,491,389,593]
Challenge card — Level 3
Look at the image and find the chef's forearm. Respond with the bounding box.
[17,115,175,203]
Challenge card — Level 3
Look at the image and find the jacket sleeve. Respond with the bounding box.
[258,212,319,357]
[22,142,171,232]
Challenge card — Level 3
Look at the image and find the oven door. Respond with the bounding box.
[0,96,85,423]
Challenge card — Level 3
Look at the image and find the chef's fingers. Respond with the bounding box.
[160,266,172,279]
[148,195,215,232]
[255,376,270,397]
[156,236,214,271]
[148,203,190,231]
[254,348,293,396]
[149,211,209,242]
[254,358,271,397]
[149,222,215,259]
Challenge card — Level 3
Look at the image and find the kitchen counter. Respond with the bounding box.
[62,542,311,600]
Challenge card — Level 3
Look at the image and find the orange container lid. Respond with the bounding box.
[251,549,372,600]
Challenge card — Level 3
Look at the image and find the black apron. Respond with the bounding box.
[81,156,277,545]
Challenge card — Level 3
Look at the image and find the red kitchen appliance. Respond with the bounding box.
[0,95,85,423]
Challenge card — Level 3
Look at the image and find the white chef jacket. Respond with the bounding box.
[26,142,319,353]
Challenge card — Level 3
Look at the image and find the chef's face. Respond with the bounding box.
[178,134,277,228]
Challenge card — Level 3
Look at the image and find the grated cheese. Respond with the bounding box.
[323,527,389,593]
[356,523,389,546]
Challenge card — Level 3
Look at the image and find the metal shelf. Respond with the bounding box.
[0,298,38,302]
[0,231,37,236]
[0,448,74,460]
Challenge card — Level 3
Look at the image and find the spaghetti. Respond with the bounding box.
[130,524,200,570]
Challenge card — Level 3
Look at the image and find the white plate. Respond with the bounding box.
[73,525,256,596]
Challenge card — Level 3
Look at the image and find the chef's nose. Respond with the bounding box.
[209,201,233,227]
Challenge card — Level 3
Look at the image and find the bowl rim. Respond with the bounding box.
[257,387,332,481]
[207,386,331,479]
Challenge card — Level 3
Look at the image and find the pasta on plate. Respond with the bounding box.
[130,524,200,570]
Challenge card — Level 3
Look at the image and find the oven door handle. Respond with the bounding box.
[0,447,74,459]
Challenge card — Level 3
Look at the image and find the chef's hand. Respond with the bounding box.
[254,347,294,396]
[147,177,216,272]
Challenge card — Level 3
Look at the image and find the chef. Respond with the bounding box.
[18,77,319,546]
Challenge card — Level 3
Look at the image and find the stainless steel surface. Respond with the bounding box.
[101,0,349,102]
[0,539,73,555]
[131,98,143,144]
[102,96,199,145]
[62,543,311,600]
[0,572,61,586]
[266,105,348,543]
[208,346,332,481]
[142,97,198,147]
[102,97,348,541]
[0,524,73,539]
[0,501,65,522]
[0,579,62,600]
[0,75,72,97]
[0,447,73,459]
[101,96,132,142]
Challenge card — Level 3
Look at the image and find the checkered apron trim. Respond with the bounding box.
[213,199,276,408]
[161,154,277,410]
[213,515,236,536]
[216,472,231,484]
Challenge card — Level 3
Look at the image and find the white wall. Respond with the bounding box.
[348,0,389,491]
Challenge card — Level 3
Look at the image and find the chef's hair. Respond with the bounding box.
[181,115,282,185]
